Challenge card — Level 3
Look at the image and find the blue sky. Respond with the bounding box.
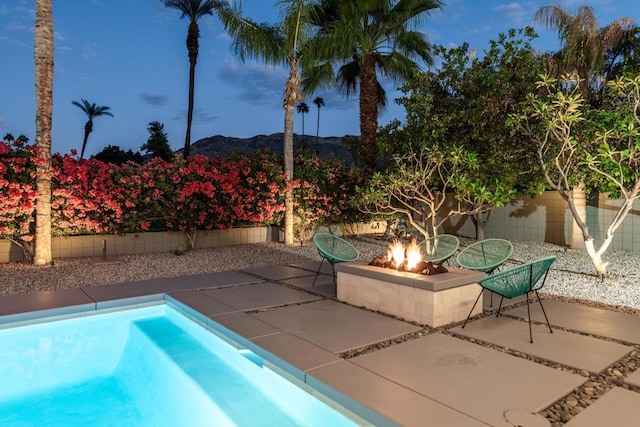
[0,0,637,157]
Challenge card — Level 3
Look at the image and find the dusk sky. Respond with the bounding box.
[1,0,637,157]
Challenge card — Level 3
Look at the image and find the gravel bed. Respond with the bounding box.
[2,234,639,425]
[2,235,639,309]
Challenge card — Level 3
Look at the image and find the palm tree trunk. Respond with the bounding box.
[283,55,301,246]
[315,106,320,155]
[184,21,200,160]
[34,0,53,265]
[359,54,379,177]
[80,124,91,159]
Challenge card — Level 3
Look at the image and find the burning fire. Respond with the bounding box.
[387,238,423,270]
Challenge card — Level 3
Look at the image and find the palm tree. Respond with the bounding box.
[163,0,227,160]
[218,0,312,245]
[303,0,443,176]
[71,99,114,159]
[296,101,309,142]
[312,96,324,154]
[34,0,54,265]
[534,4,635,104]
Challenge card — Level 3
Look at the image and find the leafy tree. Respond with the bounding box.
[92,145,143,165]
[218,0,314,245]
[303,0,443,177]
[296,101,309,141]
[34,0,54,265]
[163,0,227,160]
[357,145,493,241]
[71,99,114,159]
[533,5,635,248]
[141,121,174,162]
[312,96,324,154]
[509,74,640,277]
[379,28,545,239]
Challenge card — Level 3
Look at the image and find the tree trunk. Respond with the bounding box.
[34,0,53,266]
[569,183,587,249]
[184,21,200,160]
[283,54,301,246]
[359,54,379,177]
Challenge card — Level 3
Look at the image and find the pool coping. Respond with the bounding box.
[0,283,392,426]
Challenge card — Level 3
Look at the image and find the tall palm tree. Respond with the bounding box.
[218,0,312,246]
[34,0,54,265]
[296,101,309,142]
[303,0,443,176]
[71,99,114,159]
[163,0,227,160]
[534,4,635,103]
[312,96,324,154]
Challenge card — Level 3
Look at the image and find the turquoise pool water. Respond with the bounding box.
[0,305,357,426]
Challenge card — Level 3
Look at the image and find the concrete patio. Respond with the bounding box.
[1,261,639,426]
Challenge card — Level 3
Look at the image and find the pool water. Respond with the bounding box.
[0,305,357,426]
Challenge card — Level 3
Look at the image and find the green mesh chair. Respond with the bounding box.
[457,238,514,307]
[462,256,556,343]
[419,234,460,265]
[312,233,360,286]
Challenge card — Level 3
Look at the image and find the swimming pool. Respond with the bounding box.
[0,304,359,426]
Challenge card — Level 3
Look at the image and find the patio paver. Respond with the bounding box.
[167,270,262,288]
[308,360,488,427]
[451,316,632,373]
[81,278,183,308]
[564,387,640,426]
[251,299,422,353]
[0,288,95,323]
[200,282,321,311]
[505,299,640,344]
[206,311,280,347]
[280,274,337,298]
[349,332,585,427]
[624,369,640,388]
[241,264,315,281]
[165,290,238,317]
[248,332,342,381]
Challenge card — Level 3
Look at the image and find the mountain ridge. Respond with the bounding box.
[189,133,356,163]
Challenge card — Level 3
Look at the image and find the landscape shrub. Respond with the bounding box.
[0,142,365,249]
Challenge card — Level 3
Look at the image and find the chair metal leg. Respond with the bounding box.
[526,292,533,343]
[331,263,337,286]
[312,258,326,286]
[462,289,483,329]
[535,290,553,334]
[495,296,505,317]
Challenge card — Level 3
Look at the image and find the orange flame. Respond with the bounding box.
[386,238,423,270]
[405,238,422,271]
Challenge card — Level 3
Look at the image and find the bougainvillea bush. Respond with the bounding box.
[0,140,38,259]
[1,141,366,257]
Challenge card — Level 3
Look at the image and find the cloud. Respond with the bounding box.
[218,60,286,106]
[492,2,538,27]
[170,108,220,125]
[82,42,99,61]
[138,92,169,106]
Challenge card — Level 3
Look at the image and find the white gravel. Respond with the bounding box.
[2,235,639,311]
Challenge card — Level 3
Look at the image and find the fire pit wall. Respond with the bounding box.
[335,263,486,327]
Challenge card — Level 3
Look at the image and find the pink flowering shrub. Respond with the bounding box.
[0,140,37,259]
[0,140,366,252]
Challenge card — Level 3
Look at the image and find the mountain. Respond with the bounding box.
[188,133,357,164]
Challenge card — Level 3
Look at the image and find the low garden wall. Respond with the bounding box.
[444,191,640,251]
[0,222,385,263]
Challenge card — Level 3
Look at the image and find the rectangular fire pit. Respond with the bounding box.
[335,263,486,327]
